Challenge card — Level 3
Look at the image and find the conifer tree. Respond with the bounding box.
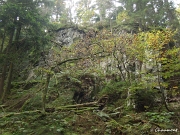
[0,0,50,101]
[117,0,179,31]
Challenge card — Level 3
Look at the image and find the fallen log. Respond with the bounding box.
[56,101,98,110]
[0,110,42,118]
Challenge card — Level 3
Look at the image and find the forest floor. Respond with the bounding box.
[0,81,180,135]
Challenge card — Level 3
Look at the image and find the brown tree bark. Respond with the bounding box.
[0,24,15,101]
[0,65,7,99]
[2,63,13,102]
[0,31,6,52]
[0,75,2,98]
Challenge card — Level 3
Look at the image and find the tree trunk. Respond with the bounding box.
[156,62,171,112]
[42,73,51,112]
[0,75,2,98]
[0,31,6,52]
[5,62,13,94]
[0,24,15,101]
[15,25,21,48]
[0,31,6,97]
[2,63,13,102]
[0,65,7,99]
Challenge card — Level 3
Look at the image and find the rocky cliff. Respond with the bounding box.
[55,27,85,46]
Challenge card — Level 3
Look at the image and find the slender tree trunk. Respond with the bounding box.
[0,74,2,98]
[0,65,7,99]
[110,19,113,34]
[113,52,126,82]
[0,31,6,97]
[15,25,21,43]
[99,14,103,22]
[56,12,59,22]
[156,61,171,112]
[42,73,51,112]
[2,63,13,102]
[0,31,6,52]
[6,63,13,94]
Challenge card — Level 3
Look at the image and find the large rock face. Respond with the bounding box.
[26,27,85,81]
[55,27,85,46]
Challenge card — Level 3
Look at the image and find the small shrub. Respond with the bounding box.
[133,89,157,112]
[21,94,42,111]
[99,81,128,104]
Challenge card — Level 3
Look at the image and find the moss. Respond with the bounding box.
[11,80,41,90]
[21,93,42,111]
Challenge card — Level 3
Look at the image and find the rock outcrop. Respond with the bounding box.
[55,27,85,46]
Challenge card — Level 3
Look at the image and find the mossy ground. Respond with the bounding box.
[0,79,180,135]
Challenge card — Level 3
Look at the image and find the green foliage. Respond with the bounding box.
[117,0,179,31]
[0,54,6,63]
[146,112,174,123]
[105,119,122,135]
[134,89,157,112]
[116,11,129,25]
[98,80,129,104]
[0,111,71,135]
[129,82,158,112]
[100,81,128,96]
[1,132,12,135]
[1,0,180,134]
[21,93,42,111]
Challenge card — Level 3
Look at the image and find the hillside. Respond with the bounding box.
[1,0,180,134]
